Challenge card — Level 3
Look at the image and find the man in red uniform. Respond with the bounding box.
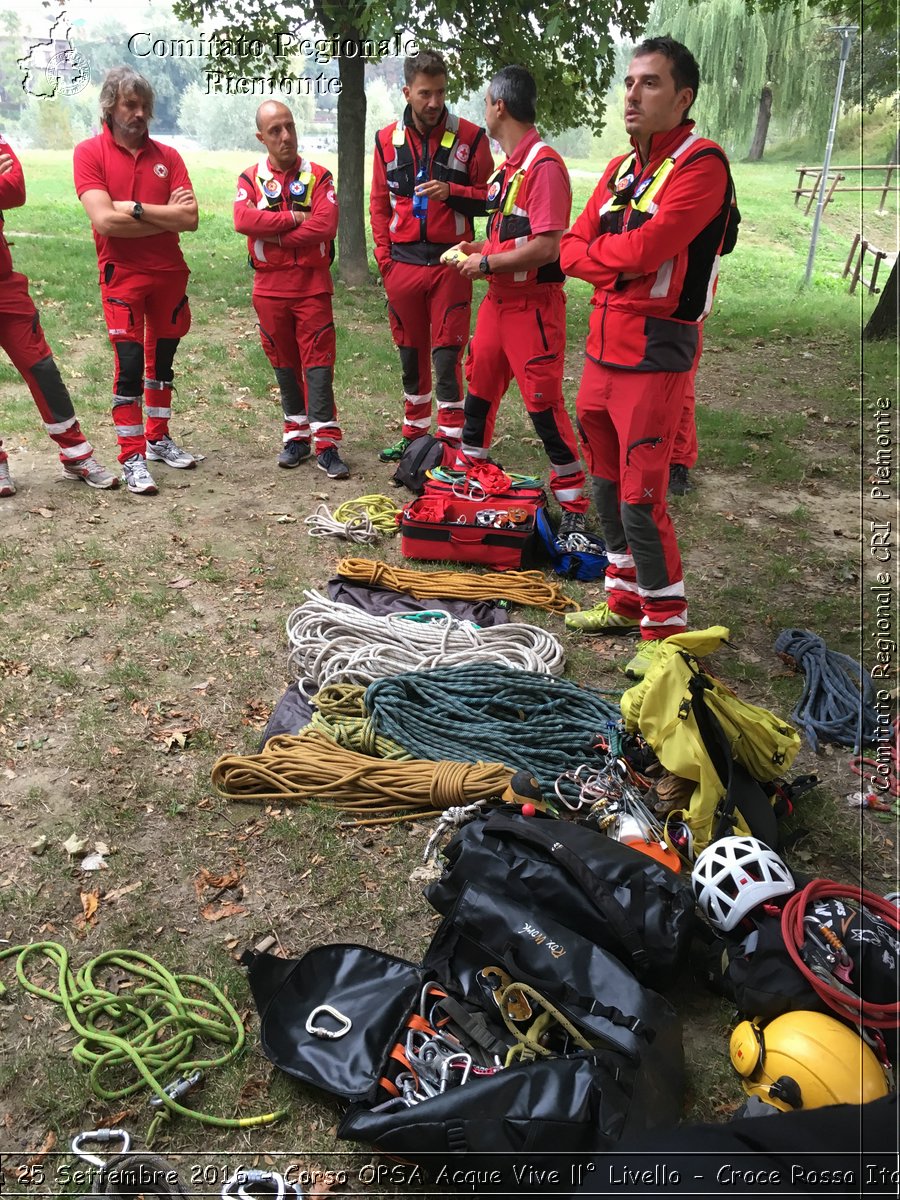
[234,100,348,479]
[370,49,493,461]
[73,67,199,496]
[0,135,116,497]
[451,66,588,535]
[561,38,736,676]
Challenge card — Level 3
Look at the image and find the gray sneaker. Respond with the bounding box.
[316,446,350,479]
[558,510,587,539]
[146,435,196,469]
[62,454,120,489]
[121,453,158,495]
[0,460,15,497]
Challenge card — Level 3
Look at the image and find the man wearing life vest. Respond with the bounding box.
[74,68,200,496]
[451,66,588,536]
[234,101,348,480]
[370,50,493,462]
[0,135,117,497]
[562,38,737,678]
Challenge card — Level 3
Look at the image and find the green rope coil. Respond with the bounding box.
[0,942,285,1143]
[309,683,412,760]
[365,663,622,799]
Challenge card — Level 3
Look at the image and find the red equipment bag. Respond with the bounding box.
[400,494,536,572]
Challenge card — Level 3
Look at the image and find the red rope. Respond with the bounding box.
[781,880,900,1028]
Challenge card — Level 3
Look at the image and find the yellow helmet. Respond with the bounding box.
[729,1011,889,1112]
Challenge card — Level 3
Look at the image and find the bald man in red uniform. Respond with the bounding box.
[234,100,348,479]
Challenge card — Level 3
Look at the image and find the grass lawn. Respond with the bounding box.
[0,145,896,1182]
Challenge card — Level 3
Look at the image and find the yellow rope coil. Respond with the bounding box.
[333,494,401,534]
[337,557,581,614]
[310,683,411,759]
[210,730,513,823]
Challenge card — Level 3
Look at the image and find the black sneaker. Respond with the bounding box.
[316,446,350,479]
[558,510,587,538]
[669,464,693,495]
[278,440,312,469]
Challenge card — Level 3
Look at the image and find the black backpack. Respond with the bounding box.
[390,434,452,494]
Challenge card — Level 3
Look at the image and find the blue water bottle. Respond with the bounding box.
[412,163,429,220]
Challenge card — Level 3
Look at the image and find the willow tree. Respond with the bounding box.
[646,0,833,159]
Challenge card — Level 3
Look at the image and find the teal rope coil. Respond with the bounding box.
[365,664,621,800]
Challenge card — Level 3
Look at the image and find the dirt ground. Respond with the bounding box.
[0,322,895,1188]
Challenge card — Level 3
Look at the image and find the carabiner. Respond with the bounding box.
[71,1129,131,1169]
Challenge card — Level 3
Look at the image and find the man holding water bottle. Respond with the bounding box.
[370,50,493,461]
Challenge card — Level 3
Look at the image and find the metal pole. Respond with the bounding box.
[804,25,857,286]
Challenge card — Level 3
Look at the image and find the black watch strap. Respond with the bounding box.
[131,201,143,221]
[479,254,491,275]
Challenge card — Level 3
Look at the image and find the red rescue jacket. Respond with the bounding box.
[560,122,735,372]
[0,135,26,280]
[233,155,337,296]
[370,108,492,269]
[483,138,569,291]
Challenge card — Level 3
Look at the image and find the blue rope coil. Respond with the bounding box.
[774,628,878,754]
[365,664,621,799]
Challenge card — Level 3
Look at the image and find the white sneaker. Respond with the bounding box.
[121,453,158,495]
[62,455,120,489]
[146,435,196,469]
[0,460,15,497]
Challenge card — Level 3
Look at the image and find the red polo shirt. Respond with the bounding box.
[73,124,192,273]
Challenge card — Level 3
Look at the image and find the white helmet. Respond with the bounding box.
[692,835,795,931]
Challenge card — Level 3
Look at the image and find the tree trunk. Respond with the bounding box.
[864,257,898,341]
[336,37,369,286]
[746,86,773,162]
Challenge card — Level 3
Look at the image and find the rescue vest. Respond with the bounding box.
[484,140,566,286]
[376,111,485,250]
[600,134,739,259]
[239,155,334,272]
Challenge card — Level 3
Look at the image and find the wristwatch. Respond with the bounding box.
[479,254,492,275]
[131,201,143,221]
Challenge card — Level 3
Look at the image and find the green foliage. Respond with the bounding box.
[646,0,834,157]
[178,80,315,150]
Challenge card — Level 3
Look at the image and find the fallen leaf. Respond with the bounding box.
[80,852,108,871]
[0,659,31,678]
[30,835,48,856]
[63,833,88,856]
[105,882,141,902]
[190,679,214,692]
[95,841,110,856]
[75,891,100,927]
[26,1130,56,1164]
[201,901,247,922]
[167,577,195,590]
[194,863,245,897]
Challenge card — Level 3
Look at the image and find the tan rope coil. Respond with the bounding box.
[210,730,513,824]
[336,557,580,614]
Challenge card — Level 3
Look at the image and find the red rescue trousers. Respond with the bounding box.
[576,357,689,637]
[671,331,703,468]
[459,286,587,514]
[100,266,191,463]
[253,291,340,452]
[383,260,472,441]
[0,272,92,465]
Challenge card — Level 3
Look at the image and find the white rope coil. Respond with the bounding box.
[286,591,565,693]
[304,503,380,545]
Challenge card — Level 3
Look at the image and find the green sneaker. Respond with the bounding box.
[565,602,641,634]
[623,638,668,679]
[378,435,412,463]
